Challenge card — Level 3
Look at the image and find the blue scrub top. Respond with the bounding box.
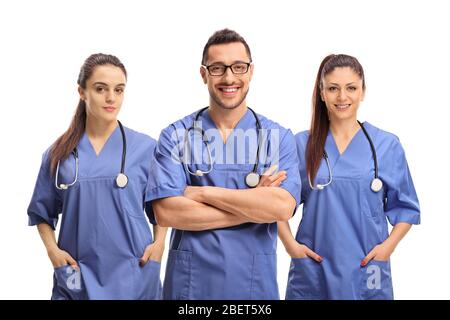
[27,126,162,300]
[146,108,301,300]
[286,123,420,300]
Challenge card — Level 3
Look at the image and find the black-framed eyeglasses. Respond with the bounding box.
[202,62,251,76]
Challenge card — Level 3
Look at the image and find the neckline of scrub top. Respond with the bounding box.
[325,122,366,171]
[77,124,122,178]
[202,108,254,146]
[81,124,121,158]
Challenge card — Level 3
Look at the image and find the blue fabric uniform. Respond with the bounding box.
[146,108,301,300]
[286,123,420,300]
[28,126,162,300]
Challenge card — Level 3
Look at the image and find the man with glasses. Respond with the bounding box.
[146,29,301,299]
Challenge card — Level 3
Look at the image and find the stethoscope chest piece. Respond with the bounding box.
[116,173,128,188]
[371,177,383,193]
[245,172,260,188]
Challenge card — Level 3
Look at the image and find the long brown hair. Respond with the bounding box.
[306,54,366,184]
[49,53,127,175]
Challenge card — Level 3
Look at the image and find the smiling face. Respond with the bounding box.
[78,64,126,124]
[200,42,253,110]
[321,66,365,123]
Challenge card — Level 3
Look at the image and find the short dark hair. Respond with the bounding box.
[201,29,252,65]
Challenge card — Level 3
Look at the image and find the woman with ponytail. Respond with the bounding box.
[278,54,420,299]
[27,53,167,299]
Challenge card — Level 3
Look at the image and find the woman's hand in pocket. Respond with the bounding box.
[288,242,323,263]
[47,246,79,270]
[361,242,394,266]
[139,241,165,266]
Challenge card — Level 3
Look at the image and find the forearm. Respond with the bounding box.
[152,225,168,244]
[384,222,412,251]
[362,222,413,264]
[37,223,58,252]
[153,196,252,231]
[198,186,296,223]
[278,221,298,251]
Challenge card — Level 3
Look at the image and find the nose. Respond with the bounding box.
[222,66,234,82]
[337,88,347,101]
[105,90,115,103]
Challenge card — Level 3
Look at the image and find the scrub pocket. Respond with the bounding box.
[359,260,394,300]
[163,250,192,300]
[361,181,384,220]
[52,265,87,300]
[285,257,326,300]
[134,259,162,300]
[250,254,279,300]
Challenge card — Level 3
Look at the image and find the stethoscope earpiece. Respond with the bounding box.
[195,170,204,177]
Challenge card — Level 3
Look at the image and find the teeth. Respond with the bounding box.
[336,104,350,109]
[222,88,237,92]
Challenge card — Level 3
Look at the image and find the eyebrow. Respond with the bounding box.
[327,82,358,86]
[207,60,250,65]
[93,82,126,87]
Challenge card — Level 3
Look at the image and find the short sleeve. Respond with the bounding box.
[383,139,420,226]
[145,125,188,224]
[270,129,302,213]
[27,150,62,229]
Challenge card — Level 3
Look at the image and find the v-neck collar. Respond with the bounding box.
[202,108,253,145]
[330,126,363,156]
[81,124,121,158]
[325,124,364,170]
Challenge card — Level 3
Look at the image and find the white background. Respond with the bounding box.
[1,0,448,299]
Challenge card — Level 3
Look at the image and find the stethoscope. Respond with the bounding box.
[55,120,128,190]
[308,120,383,193]
[183,106,263,188]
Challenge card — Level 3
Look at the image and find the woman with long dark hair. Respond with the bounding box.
[279,54,420,299]
[27,53,166,299]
